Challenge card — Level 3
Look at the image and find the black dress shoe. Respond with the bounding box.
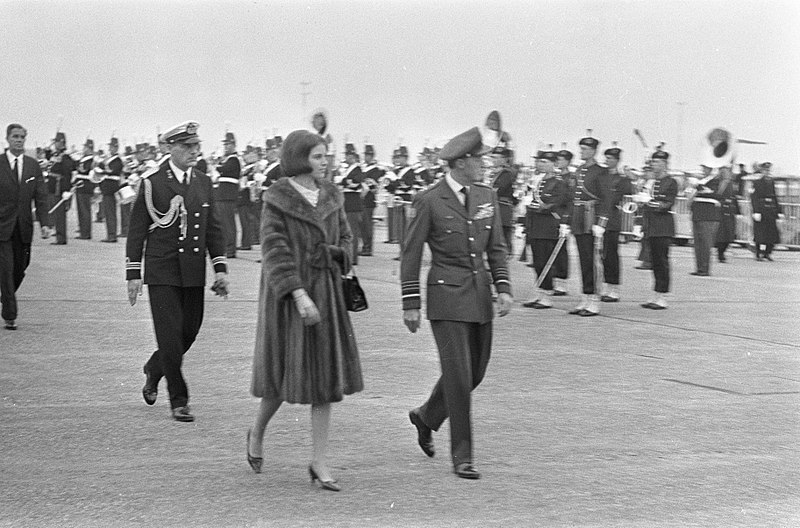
[237,246,252,251]
[649,303,667,310]
[600,295,619,303]
[454,463,481,480]
[409,409,435,457]
[75,236,91,240]
[551,290,567,296]
[579,309,598,317]
[568,308,584,315]
[635,265,652,270]
[246,429,263,473]
[765,255,774,262]
[142,366,157,406]
[640,302,656,309]
[4,320,17,330]
[100,238,117,243]
[50,241,66,245]
[171,406,194,422]
[690,271,709,277]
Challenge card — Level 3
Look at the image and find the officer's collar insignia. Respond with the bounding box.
[473,203,494,220]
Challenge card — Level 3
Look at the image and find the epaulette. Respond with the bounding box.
[473,182,491,188]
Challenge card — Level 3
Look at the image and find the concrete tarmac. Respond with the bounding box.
[2,215,799,527]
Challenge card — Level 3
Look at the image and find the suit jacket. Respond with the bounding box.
[0,154,49,243]
[125,163,227,287]
[401,180,511,323]
[642,175,678,238]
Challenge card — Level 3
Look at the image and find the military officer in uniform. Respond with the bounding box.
[74,138,97,240]
[640,150,678,309]
[402,127,512,480]
[45,132,75,245]
[214,131,241,258]
[523,150,569,309]
[360,144,384,256]
[552,148,574,295]
[97,136,124,243]
[565,133,610,316]
[599,146,633,301]
[751,162,784,261]
[126,121,229,422]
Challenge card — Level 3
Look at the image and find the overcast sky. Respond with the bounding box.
[2,0,798,172]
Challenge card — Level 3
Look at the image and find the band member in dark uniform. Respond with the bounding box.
[45,132,75,245]
[360,144,384,256]
[74,139,97,239]
[565,133,610,316]
[126,121,229,422]
[715,166,740,262]
[689,168,722,276]
[523,150,568,309]
[214,131,241,258]
[97,136,124,243]
[402,127,512,480]
[237,146,261,251]
[1,124,49,330]
[600,146,633,301]
[641,150,678,310]
[385,146,413,245]
[263,136,284,188]
[751,162,783,261]
[338,143,365,265]
[491,146,518,255]
[553,148,574,295]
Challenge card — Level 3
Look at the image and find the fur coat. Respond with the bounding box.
[251,177,363,404]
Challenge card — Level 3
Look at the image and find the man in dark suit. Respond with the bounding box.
[401,126,513,480]
[1,124,49,330]
[126,121,229,422]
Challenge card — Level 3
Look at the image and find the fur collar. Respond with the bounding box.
[263,177,343,227]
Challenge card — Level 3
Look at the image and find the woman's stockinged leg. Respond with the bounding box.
[310,402,333,481]
[250,398,282,458]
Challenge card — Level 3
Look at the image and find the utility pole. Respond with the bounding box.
[300,81,311,126]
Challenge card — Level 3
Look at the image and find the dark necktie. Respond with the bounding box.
[183,171,190,190]
[13,157,19,183]
[460,186,469,212]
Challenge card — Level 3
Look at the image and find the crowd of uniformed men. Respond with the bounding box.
[26,112,785,317]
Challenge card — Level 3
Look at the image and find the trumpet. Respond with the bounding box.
[621,184,655,214]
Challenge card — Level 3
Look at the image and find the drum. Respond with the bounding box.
[116,185,136,204]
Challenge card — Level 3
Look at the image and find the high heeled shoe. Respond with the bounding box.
[308,465,341,492]
[246,429,262,474]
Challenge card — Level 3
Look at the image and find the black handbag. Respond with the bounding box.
[342,275,368,312]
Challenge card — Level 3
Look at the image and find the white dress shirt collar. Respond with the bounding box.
[6,150,23,179]
[168,159,191,184]
[445,173,469,205]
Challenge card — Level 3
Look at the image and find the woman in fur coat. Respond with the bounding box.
[247,130,363,491]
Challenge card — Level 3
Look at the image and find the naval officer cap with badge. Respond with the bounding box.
[126,120,229,423]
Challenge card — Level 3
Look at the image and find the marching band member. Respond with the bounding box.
[263,136,284,188]
[641,150,678,310]
[45,131,76,245]
[74,138,97,240]
[237,146,261,251]
[338,143,365,265]
[97,136,124,242]
[599,146,633,301]
[689,167,723,276]
[491,146,518,255]
[565,133,610,317]
[117,145,140,238]
[552,148,574,295]
[715,166,740,262]
[360,144,384,256]
[523,150,569,309]
[215,131,242,258]
[751,162,784,261]
[126,121,229,423]
[385,146,414,247]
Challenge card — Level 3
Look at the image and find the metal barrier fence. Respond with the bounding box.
[619,196,800,248]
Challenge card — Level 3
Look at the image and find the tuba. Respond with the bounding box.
[702,128,736,169]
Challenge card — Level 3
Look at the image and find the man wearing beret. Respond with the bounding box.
[126,121,229,422]
[564,133,610,316]
[402,126,513,480]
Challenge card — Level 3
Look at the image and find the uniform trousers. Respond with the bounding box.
[637,237,651,267]
[252,201,263,246]
[47,194,68,244]
[0,224,31,322]
[692,221,719,274]
[418,320,492,467]
[345,211,362,265]
[101,194,118,241]
[553,240,569,280]
[119,202,131,237]
[145,285,205,409]
[648,237,671,293]
[531,238,557,291]
[602,230,621,285]
[755,243,775,258]
[76,192,93,238]
[575,234,597,294]
[237,202,257,248]
[215,200,237,256]
[360,208,374,253]
[386,206,398,242]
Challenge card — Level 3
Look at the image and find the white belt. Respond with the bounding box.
[693,197,721,206]
[75,174,93,180]
[217,177,239,185]
[103,176,121,181]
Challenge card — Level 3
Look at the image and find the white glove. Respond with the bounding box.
[778,213,785,220]
[559,224,571,238]
[62,191,73,200]
[752,213,762,222]
[592,225,606,238]
[632,225,643,239]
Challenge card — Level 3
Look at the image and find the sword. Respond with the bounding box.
[533,234,566,290]
[48,181,84,214]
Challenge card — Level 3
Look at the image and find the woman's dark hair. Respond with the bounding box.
[281,130,327,177]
